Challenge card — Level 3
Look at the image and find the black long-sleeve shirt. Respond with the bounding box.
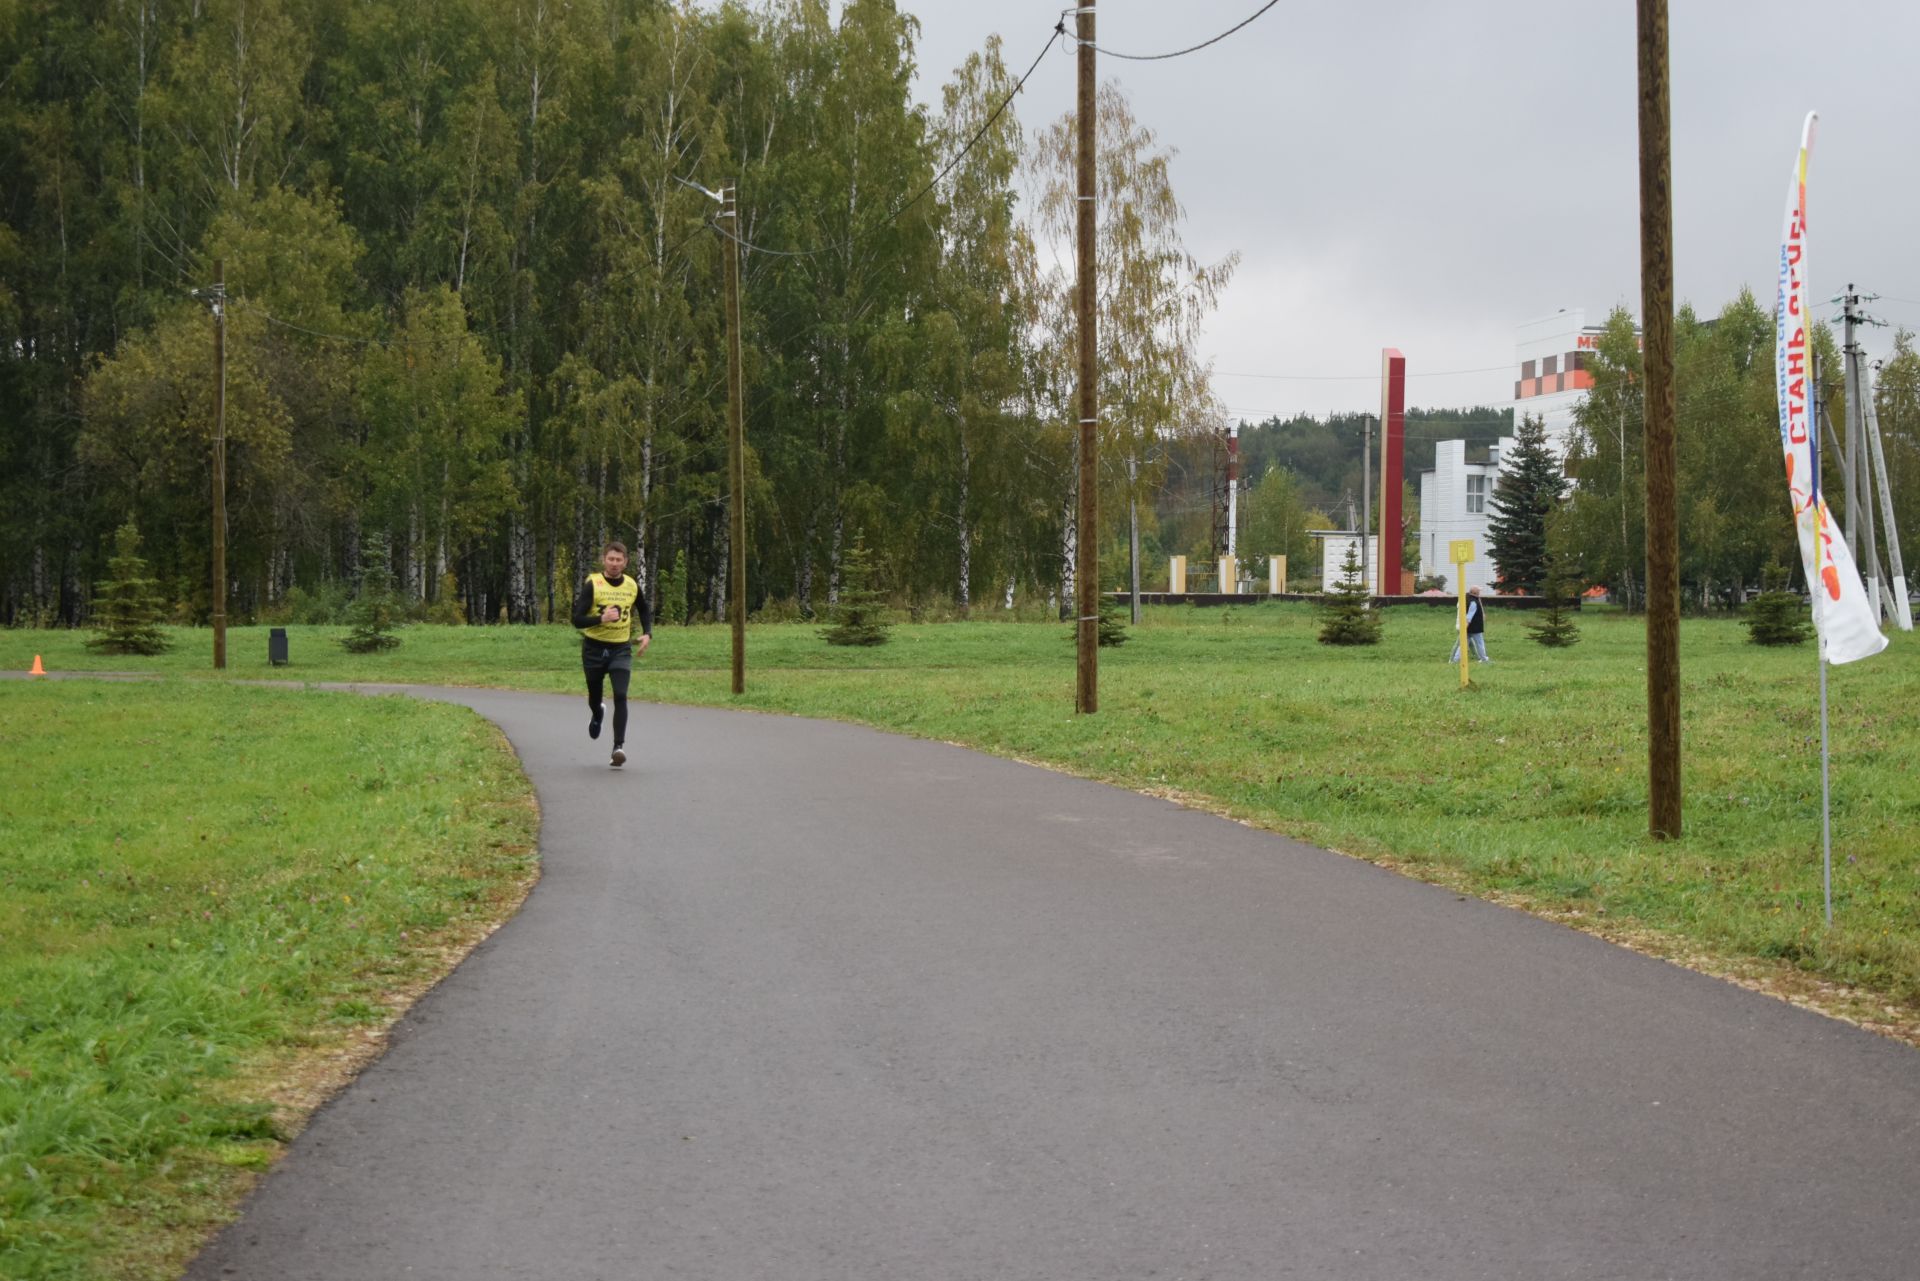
[571,575,653,638]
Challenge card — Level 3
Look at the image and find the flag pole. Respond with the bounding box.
[1819,643,1832,928]
[1813,332,1832,929]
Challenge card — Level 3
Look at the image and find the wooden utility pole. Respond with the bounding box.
[1840,286,1862,559]
[723,187,746,695]
[212,258,228,671]
[1636,0,1680,838]
[1075,0,1098,714]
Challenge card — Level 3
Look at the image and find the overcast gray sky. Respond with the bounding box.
[894,0,1920,420]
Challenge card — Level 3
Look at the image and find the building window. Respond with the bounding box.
[1521,359,1536,380]
[1542,355,1558,376]
[1467,474,1487,514]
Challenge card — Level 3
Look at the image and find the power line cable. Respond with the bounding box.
[608,219,718,280]
[1214,362,1514,382]
[1071,0,1281,62]
[707,218,823,260]
[231,300,496,353]
[889,22,1065,240]
[232,301,385,347]
[719,21,1064,260]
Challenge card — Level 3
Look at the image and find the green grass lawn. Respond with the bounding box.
[13,602,1917,1032]
[0,681,537,1281]
[4,605,1917,1272]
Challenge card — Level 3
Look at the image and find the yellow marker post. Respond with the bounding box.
[1449,539,1476,688]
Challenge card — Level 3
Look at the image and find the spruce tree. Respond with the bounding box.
[821,537,891,647]
[341,533,404,653]
[87,521,172,655]
[1526,550,1583,648]
[1097,596,1130,647]
[1487,413,1566,595]
[1745,562,1811,646]
[1317,543,1382,645]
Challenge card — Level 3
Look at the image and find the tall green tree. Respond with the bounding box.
[1873,328,1919,589]
[880,34,1037,616]
[1487,413,1564,594]
[1029,82,1234,618]
[355,285,519,614]
[1239,464,1313,573]
[1558,308,1645,609]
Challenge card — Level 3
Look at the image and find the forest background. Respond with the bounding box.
[5,0,1918,628]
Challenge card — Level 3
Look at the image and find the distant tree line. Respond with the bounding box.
[1554,300,1920,611]
[0,0,1232,627]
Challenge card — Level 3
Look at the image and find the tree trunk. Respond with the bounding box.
[573,463,590,606]
[1059,495,1077,622]
[712,504,729,622]
[957,427,972,617]
[798,510,816,616]
[435,470,450,602]
[543,521,557,623]
[636,433,654,597]
[344,510,362,591]
[508,514,531,623]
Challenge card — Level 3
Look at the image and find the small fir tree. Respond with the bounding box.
[1487,413,1566,595]
[1317,543,1382,645]
[341,533,404,653]
[87,521,172,655]
[820,537,891,647]
[1745,562,1811,646]
[1526,550,1583,648]
[1068,596,1131,648]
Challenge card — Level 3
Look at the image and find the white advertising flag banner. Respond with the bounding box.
[1775,112,1887,666]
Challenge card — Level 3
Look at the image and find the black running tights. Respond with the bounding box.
[586,666,631,745]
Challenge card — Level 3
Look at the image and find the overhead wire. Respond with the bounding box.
[716,20,1066,261]
[1068,0,1281,62]
[230,300,490,353]
[1213,362,1515,382]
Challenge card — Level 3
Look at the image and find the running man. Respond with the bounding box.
[571,541,652,767]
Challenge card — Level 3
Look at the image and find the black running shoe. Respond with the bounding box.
[611,745,626,768]
[589,707,603,739]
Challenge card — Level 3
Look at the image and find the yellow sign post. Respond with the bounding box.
[1449,540,1476,688]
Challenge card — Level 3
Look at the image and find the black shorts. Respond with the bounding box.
[581,640,634,675]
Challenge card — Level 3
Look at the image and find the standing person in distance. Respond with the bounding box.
[572,541,652,767]
[1450,584,1491,664]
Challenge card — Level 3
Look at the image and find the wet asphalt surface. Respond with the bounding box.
[125,683,1920,1280]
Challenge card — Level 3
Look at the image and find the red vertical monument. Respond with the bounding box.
[1378,349,1407,595]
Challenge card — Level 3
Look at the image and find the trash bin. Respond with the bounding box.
[269,627,289,666]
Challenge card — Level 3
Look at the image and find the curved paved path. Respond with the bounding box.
[176,687,1918,1280]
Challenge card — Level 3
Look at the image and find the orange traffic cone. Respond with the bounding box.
[29,654,46,675]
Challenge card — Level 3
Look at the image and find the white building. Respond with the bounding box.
[1418,438,1512,594]
[1312,532,1382,594]
[1415,310,1641,594]
[1512,308,1607,460]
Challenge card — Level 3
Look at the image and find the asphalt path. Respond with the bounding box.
[160,685,1917,1281]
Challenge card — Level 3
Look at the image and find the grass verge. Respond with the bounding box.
[0,680,537,1281]
[10,604,1919,1045]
